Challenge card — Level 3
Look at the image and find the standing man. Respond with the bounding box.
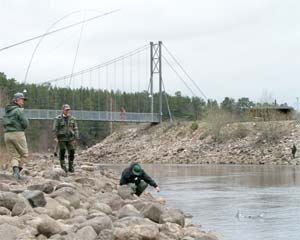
[120,163,160,196]
[53,104,79,173]
[3,92,29,179]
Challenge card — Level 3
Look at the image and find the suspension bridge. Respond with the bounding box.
[0,42,206,123]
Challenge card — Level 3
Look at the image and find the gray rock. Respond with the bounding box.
[117,204,142,219]
[114,224,159,240]
[76,226,97,240]
[0,206,10,215]
[0,191,20,210]
[117,185,135,200]
[89,202,112,215]
[42,169,65,180]
[142,203,165,223]
[22,190,47,208]
[96,192,124,211]
[78,215,112,234]
[0,223,23,240]
[97,229,113,240]
[28,182,54,194]
[51,187,80,209]
[55,183,76,191]
[11,194,33,216]
[71,208,88,218]
[45,197,70,219]
[159,208,185,227]
[37,215,63,237]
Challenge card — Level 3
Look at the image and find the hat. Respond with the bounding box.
[13,92,27,101]
[132,164,142,176]
[62,104,71,110]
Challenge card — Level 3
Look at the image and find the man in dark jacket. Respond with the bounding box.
[3,92,29,179]
[53,104,79,173]
[120,163,160,196]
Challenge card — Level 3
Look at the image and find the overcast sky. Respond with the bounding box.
[1,0,300,108]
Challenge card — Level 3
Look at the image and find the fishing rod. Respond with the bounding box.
[0,9,120,52]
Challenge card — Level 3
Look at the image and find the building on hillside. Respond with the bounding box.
[249,106,294,121]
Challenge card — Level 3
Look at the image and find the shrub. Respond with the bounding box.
[190,121,198,131]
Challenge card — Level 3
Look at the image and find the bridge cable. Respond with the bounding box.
[162,79,173,122]
[0,9,120,52]
[39,44,149,85]
[162,43,208,100]
[162,55,197,97]
[23,9,103,84]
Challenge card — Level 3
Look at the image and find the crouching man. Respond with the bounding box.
[120,163,160,196]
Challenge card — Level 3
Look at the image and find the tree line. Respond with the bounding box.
[0,72,289,151]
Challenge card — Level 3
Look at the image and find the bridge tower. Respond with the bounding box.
[150,41,163,123]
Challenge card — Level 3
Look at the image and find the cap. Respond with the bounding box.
[62,104,71,110]
[132,164,142,176]
[13,92,27,101]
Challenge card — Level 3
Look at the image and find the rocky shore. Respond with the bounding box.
[0,157,222,240]
[80,120,300,165]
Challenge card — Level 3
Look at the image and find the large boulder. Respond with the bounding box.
[78,215,113,234]
[42,168,65,180]
[117,204,142,219]
[22,190,46,208]
[11,194,33,216]
[114,224,160,240]
[0,206,10,215]
[76,226,97,240]
[27,182,54,194]
[95,192,125,211]
[142,203,165,223]
[0,223,24,240]
[117,185,135,200]
[36,215,63,237]
[159,222,183,240]
[159,208,185,227]
[0,191,20,210]
[50,187,80,209]
[45,197,70,219]
[89,201,112,215]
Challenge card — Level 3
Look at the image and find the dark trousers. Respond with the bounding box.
[59,141,75,171]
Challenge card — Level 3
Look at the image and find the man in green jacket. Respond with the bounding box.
[3,92,29,179]
[53,104,79,173]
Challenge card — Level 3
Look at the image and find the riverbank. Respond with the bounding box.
[0,157,222,240]
[80,120,300,165]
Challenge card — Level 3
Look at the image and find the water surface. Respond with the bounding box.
[102,164,300,240]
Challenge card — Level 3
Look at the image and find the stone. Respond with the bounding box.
[28,182,54,194]
[45,197,70,219]
[11,194,33,216]
[95,192,124,211]
[42,168,65,180]
[97,229,114,240]
[71,208,88,218]
[78,215,113,234]
[0,223,24,240]
[50,187,80,209]
[0,206,10,215]
[114,224,160,240]
[117,185,135,200]
[0,191,20,210]
[159,208,185,227]
[117,204,142,219]
[22,190,47,208]
[159,222,183,240]
[76,226,97,240]
[55,183,76,191]
[36,215,63,237]
[89,202,112,215]
[81,165,95,171]
[142,203,165,223]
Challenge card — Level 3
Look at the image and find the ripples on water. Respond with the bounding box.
[102,164,300,240]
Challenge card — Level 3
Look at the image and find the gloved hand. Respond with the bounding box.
[134,177,141,185]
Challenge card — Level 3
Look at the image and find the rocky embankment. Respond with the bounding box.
[80,120,300,165]
[0,158,222,240]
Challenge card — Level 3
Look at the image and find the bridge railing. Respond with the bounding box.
[0,108,160,123]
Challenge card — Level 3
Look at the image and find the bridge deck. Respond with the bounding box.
[0,108,160,123]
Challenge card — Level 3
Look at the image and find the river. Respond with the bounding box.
[101,164,300,240]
